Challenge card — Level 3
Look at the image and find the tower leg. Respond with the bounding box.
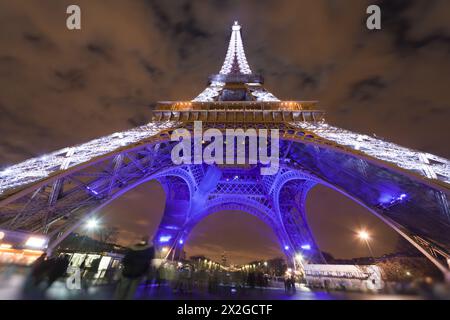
[153,166,222,259]
[277,179,325,264]
[153,176,191,259]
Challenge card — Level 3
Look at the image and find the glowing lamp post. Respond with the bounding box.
[357,229,374,259]
[293,253,305,272]
[357,230,370,241]
[86,218,99,230]
[85,218,101,241]
[25,236,48,250]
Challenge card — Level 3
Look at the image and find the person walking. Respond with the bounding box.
[114,238,154,300]
[173,263,184,293]
[290,273,297,293]
[46,255,70,290]
[85,257,100,285]
[79,256,87,278]
[29,253,48,287]
[22,252,49,299]
[284,272,291,293]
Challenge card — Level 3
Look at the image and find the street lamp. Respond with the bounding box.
[294,253,304,272]
[85,218,101,242]
[357,230,370,241]
[25,236,47,249]
[357,229,374,258]
[86,218,99,230]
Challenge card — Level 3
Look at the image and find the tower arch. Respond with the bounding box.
[165,196,292,262]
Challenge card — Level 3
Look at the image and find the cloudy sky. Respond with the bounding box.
[0,0,449,264]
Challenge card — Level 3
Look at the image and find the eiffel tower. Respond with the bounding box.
[0,22,449,276]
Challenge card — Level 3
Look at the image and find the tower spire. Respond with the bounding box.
[192,21,280,102]
[219,21,252,75]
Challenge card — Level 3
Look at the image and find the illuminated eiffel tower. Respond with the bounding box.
[0,22,449,276]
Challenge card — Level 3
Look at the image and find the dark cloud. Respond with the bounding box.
[22,32,56,51]
[139,59,164,78]
[53,68,87,91]
[145,0,172,32]
[377,0,450,51]
[350,76,386,101]
[86,43,114,61]
[175,2,210,39]
[145,0,209,42]
[23,32,43,43]
[376,0,415,49]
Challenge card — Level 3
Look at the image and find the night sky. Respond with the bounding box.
[0,0,449,264]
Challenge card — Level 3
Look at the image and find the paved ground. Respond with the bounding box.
[46,283,422,300]
[132,284,421,300]
[0,273,421,300]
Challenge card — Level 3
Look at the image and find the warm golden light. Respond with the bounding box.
[295,253,303,261]
[357,230,370,241]
[25,236,47,249]
[172,101,192,110]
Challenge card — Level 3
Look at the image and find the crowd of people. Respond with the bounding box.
[21,237,297,299]
[284,271,297,293]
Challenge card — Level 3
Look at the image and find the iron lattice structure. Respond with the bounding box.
[0,22,449,275]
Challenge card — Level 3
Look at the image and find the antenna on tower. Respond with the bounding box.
[232,20,241,31]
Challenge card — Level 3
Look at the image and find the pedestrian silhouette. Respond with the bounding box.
[46,254,70,289]
[114,237,154,300]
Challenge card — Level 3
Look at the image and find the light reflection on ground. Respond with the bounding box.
[0,271,423,300]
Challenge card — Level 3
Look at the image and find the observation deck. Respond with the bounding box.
[151,100,325,123]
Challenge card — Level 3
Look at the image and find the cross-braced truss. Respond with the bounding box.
[294,122,450,186]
